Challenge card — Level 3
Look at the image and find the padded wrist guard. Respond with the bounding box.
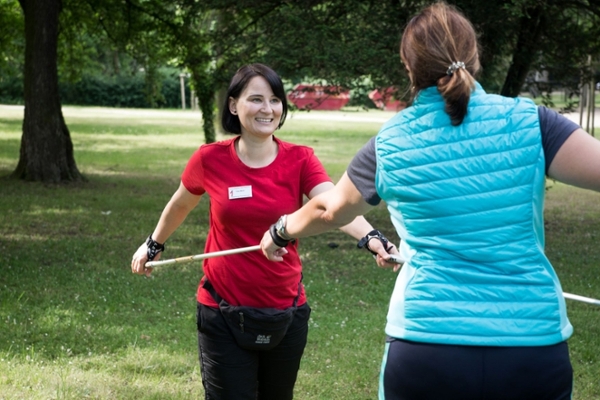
[357,229,392,256]
[146,235,165,261]
[269,224,293,247]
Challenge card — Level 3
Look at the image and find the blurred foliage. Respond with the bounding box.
[4,0,600,102]
[0,68,188,108]
[59,69,187,109]
[0,0,24,88]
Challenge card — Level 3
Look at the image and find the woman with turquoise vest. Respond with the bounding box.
[260,2,600,399]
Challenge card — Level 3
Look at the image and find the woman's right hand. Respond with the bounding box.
[131,242,158,277]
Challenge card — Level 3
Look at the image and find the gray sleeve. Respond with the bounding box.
[347,136,381,205]
[538,106,579,174]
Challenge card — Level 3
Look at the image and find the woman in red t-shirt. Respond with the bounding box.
[131,63,392,399]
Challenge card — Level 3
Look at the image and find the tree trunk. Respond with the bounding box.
[500,7,545,98]
[215,87,227,135]
[12,0,83,182]
[191,70,217,144]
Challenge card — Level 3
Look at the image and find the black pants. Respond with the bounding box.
[197,302,310,400]
[381,338,573,400]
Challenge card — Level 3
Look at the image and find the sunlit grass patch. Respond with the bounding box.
[0,348,202,400]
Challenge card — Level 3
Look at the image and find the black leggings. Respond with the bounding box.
[197,302,311,400]
[381,338,573,400]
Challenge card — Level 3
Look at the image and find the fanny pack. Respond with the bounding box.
[203,278,301,351]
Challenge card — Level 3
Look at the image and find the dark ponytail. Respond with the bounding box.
[437,66,476,125]
[401,2,480,125]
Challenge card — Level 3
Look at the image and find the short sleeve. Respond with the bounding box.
[347,137,381,205]
[181,147,207,195]
[301,148,332,196]
[538,106,580,174]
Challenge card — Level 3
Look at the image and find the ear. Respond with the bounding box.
[228,97,237,115]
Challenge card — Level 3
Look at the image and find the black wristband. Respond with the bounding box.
[146,235,165,261]
[269,224,293,247]
[357,229,392,256]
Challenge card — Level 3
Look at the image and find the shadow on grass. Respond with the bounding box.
[0,172,208,362]
[0,168,398,360]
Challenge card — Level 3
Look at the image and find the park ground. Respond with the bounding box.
[0,104,599,399]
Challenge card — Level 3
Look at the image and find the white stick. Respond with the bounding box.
[145,245,261,268]
[147,249,600,307]
[563,292,600,306]
[386,254,406,264]
[387,256,600,307]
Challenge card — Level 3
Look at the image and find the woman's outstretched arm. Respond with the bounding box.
[548,128,600,191]
[261,172,399,268]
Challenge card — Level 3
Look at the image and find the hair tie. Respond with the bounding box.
[446,61,465,76]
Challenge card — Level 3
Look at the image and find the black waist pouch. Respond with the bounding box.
[203,278,301,351]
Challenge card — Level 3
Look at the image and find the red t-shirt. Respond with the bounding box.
[181,136,331,309]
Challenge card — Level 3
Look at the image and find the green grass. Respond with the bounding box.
[1,105,600,399]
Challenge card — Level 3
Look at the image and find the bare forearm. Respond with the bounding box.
[285,172,373,239]
[339,216,376,240]
[285,196,351,238]
[261,172,399,267]
[132,182,200,275]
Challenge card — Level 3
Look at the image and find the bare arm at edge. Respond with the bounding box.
[298,175,373,236]
[308,181,378,240]
[261,172,399,269]
[131,182,202,275]
[548,128,600,191]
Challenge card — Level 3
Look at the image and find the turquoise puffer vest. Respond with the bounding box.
[375,83,572,346]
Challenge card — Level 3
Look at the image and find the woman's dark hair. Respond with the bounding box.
[400,2,480,125]
[221,63,288,134]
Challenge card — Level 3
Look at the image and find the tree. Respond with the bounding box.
[12,0,83,182]
[8,0,600,183]
[80,0,222,143]
[153,1,300,143]
[256,0,416,98]
[456,0,600,97]
[258,0,600,102]
[0,0,24,80]
[90,0,301,144]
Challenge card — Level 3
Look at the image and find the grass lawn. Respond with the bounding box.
[1,105,599,399]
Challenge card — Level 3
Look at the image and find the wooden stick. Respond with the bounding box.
[145,245,261,268]
[147,249,600,307]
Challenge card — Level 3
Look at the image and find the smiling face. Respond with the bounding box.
[229,76,283,138]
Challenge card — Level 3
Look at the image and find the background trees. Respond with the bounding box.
[3,0,600,183]
[256,0,415,99]
[457,0,600,98]
[0,0,24,99]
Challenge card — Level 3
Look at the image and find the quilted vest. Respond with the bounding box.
[375,83,573,346]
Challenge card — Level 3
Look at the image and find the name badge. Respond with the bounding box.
[228,185,252,200]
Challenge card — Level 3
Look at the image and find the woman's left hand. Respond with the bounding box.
[367,239,402,272]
